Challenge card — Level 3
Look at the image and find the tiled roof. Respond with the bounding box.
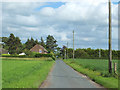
[30,44,47,52]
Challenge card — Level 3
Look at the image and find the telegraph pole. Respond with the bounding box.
[99,48,101,58]
[65,49,66,59]
[73,30,75,60]
[108,0,112,73]
[67,42,68,59]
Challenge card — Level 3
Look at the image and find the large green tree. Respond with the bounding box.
[2,37,9,50]
[40,37,46,48]
[6,33,22,54]
[24,37,38,50]
[46,35,58,52]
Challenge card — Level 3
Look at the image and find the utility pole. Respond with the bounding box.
[67,42,68,59]
[99,48,101,58]
[108,0,112,73]
[65,49,66,59]
[73,30,75,60]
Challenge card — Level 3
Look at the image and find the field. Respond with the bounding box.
[2,57,54,88]
[64,59,119,88]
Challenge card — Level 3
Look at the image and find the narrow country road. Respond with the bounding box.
[40,60,104,88]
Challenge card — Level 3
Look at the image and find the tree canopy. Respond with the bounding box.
[46,35,58,52]
[5,33,22,54]
[40,37,46,48]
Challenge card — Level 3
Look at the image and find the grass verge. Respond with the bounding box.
[2,57,54,88]
[64,59,118,88]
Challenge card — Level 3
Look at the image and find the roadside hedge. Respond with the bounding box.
[35,54,52,57]
[35,54,55,60]
[1,54,26,58]
[2,53,55,60]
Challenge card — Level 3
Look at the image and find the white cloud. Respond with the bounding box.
[2,1,118,49]
[40,7,55,16]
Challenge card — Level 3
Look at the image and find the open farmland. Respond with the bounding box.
[2,57,54,88]
[64,59,118,88]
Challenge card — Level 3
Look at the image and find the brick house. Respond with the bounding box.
[30,44,48,54]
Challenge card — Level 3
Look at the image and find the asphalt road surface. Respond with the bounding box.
[40,60,104,88]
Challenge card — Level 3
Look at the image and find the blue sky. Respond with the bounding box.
[35,2,65,11]
[112,2,119,4]
[2,1,118,50]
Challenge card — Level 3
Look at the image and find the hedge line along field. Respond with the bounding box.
[2,57,54,88]
[64,59,118,88]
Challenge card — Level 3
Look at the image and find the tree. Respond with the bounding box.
[46,35,58,52]
[6,33,22,54]
[35,39,39,45]
[75,49,89,58]
[60,45,67,59]
[67,48,73,58]
[25,39,31,50]
[55,47,61,58]
[15,37,22,54]
[40,37,46,48]
[2,37,9,50]
[7,33,16,54]
[24,37,36,50]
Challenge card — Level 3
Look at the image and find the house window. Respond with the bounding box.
[39,49,42,53]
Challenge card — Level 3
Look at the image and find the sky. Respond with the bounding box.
[1,0,119,50]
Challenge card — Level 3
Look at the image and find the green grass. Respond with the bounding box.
[64,59,118,88]
[2,57,54,88]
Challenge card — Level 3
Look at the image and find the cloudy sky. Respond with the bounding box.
[1,0,119,50]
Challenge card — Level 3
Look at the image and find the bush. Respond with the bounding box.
[35,53,55,60]
[51,56,55,60]
[1,54,10,56]
[2,53,56,60]
[2,54,26,58]
[75,49,89,58]
[23,49,33,56]
[35,54,52,57]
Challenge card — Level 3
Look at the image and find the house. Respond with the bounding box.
[0,48,8,55]
[30,44,48,54]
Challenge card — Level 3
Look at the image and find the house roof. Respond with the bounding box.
[30,44,47,52]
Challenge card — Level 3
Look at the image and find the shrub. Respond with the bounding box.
[35,54,52,57]
[2,53,56,60]
[2,54,26,58]
[35,53,55,60]
[1,54,10,56]
[23,49,32,56]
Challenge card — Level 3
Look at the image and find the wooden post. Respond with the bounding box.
[65,49,66,59]
[108,0,112,73]
[73,30,75,60]
[114,63,117,74]
[67,42,68,59]
[99,48,101,58]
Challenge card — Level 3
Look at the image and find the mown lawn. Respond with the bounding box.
[2,57,54,88]
[64,59,119,88]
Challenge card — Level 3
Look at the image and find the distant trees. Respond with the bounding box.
[67,48,74,58]
[1,33,118,59]
[55,47,61,58]
[60,45,67,59]
[75,49,89,58]
[2,33,58,55]
[63,48,118,59]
